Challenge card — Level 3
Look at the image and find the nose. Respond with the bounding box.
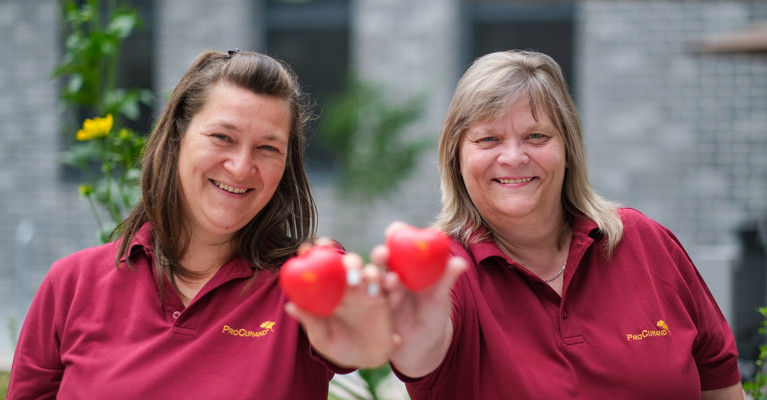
[225,147,255,179]
[496,140,529,166]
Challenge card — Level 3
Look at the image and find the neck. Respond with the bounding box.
[488,208,566,251]
[173,238,234,307]
[489,214,571,279]
[180,229,236,274]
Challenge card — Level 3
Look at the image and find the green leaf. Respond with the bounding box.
[318,78,433,200]
[108,13,138,39]
[60,141,101,171]
[358,364,392,396]
[67,74,84,94]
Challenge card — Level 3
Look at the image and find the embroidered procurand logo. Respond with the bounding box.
[222,321,275,338]
[626,320,670,342]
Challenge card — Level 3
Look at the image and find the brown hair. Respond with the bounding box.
[435,50,623,255]
[116,50,316,295]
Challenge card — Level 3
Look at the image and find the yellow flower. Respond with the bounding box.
[79,184,94,196]
[76,114,113,141]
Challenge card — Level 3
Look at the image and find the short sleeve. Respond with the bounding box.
[8,266,66,398]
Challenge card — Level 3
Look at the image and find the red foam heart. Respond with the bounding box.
[386,224,450,291]
[280,245,346,316]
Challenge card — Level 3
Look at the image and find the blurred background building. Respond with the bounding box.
[1,0,766,381]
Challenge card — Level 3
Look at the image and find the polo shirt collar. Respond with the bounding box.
[119,222,257,279]
[467,215,602,269]
[119,222,155,264]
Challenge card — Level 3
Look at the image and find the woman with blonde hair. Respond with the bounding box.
[378,50,743,399]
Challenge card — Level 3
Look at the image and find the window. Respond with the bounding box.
[265,0,350,176]
[463,2,575,92]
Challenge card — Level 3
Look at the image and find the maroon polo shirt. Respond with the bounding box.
[8,223,348,399]
[395,208,740,399]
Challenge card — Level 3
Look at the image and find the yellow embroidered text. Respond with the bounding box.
[222,321,275,338]
[626,320,670,342]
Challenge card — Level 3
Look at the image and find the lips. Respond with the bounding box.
[212,179,249,194]
[496,177,533,184]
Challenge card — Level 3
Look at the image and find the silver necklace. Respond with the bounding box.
[543,261,566,282]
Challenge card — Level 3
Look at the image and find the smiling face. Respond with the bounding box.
[459,99,567,230]
[177,83,291,244]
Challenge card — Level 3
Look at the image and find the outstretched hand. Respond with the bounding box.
[375,222,467,378]
[285,241,396,369]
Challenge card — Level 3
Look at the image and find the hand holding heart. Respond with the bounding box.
[280,244,346,316]
[281,241,394,369]
[279,225,465,370]
[386,223,451,291]
[280,224,453,316]
[376,222,468,378]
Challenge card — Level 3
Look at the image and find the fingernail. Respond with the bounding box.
[347,268,361,286]
[367,282,380,297]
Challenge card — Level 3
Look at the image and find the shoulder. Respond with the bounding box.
[617,207,676,240]
[618,207,655,225]
[612,208,693,271]
[448,237,472,263]
[52,241,121,271]
[45,241,125,289]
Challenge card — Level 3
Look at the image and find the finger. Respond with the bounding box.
[384,221,408,238]
[428,256,467,295]
[313,236,337,248]
[343,253,365,287]
[369,244,390,267]
[382,269,401,291]
[362,264,382,297]
[393,333,403,348]
[296,241,314,255]
[285,302,322,327]
[285,303,332,347]
[382,271,407,308]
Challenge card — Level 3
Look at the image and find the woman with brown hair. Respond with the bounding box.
[9,49,391,399]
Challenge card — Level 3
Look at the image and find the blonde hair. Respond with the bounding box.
[435,50,623,256]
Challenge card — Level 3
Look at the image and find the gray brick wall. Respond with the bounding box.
[154,0,261,106]
[579,1,767,251]
[0,0,97,366]
[577,1,767,322]
[314,0,462,253]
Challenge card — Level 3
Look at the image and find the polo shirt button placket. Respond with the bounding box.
[562,310,568,319]
[172,311,181,320]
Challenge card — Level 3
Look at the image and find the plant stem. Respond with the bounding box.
[86,192,104,234]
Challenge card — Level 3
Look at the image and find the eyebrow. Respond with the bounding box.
[262,133,289,145]
[210,120,239,132]
[207,120,290,144]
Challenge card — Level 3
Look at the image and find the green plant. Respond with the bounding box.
[744,307,767,399]
[330,364,398,400]
[6,318,17,351]
[319,79,432,201]
[1,371,9,400]
[320,79,428,400]
[53,0,152,243]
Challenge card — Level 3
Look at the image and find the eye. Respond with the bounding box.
[528,133,544,140]
[211,133,232,142]
[476,136,500,144]
[259,144,280,153]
